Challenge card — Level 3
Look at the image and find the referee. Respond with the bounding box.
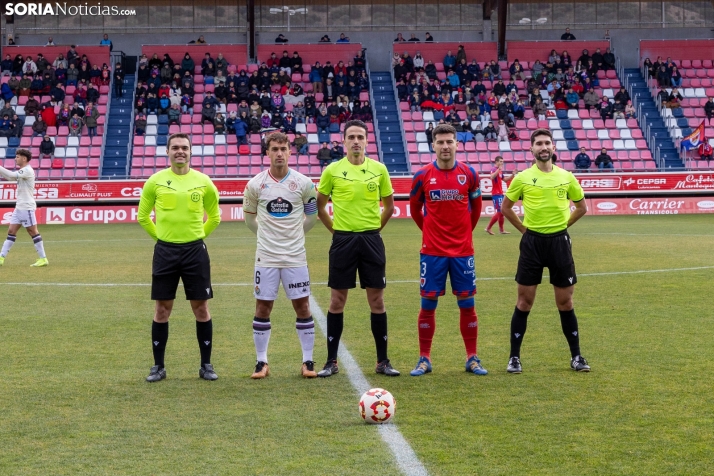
[501,129,590,374]
[138,133,221,382]
[315,120,400,377]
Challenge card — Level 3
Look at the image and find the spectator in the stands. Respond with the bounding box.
[316,109,330,133]
[561,28,576,40]
[201,101,217,125]
[574,147,591,171]
[492,78,506,98]
[288,51,303,75]
[512,99,525,120]
[83,102,99,138]
[483,60,502,81]
[612,99,626,120]
[443,50,457,70]
[703,97,714,125]
[146,93,159,115]
[330,141,345,161]
[665,88,683,109]
[1,54,14,75]
[8,113,23,138]
[0,114,13,137]
[309,62,323,93]
[407,33,419,42]
[137,63,150,84]
[159,94,171,115]
[610,86,628,104]
[411,51,425,70]
[195,35,207,44]
[278,50,292,74]
[317,142,332,167]
[533,96,547,120]
[135,94,147,115]
[23,94,40,118]
[483,121,497,141]
[595,148,614,170]
[213,112,225,134]
[57,103,72,126]
[180,53,195,77]
[603,48,616,71]
[669,66,683,88]
[292,131,308,155]
[591,49,604,71]
[599,96,613,121]
[337,33,350,43]
[455,45,467,65]
[698,141,713,161]
[656,65,670,87]
[625,100,636,119]
[69,113,83,136]
[319,35,331,43]
[18,74,32,96]
[22,56,38,76]
[282,111,296,133]
[40,135,55,157]
[394,33,406,42]
[566,88,580,110]
[583,88,600,111]
[496,119,511,142]
[168,103,181,126]
[509,59,527,81]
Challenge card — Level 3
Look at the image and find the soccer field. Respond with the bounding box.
[0,215,712,475]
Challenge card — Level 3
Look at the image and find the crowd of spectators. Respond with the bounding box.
[0,42,113,157]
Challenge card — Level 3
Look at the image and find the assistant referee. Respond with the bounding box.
[138,133,221,382]
[316,120,400,378]
[501,128,590,374]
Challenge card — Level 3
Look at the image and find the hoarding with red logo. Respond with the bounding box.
[1,171,713,205]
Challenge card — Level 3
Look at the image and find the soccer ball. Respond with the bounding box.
[359,388,396,424]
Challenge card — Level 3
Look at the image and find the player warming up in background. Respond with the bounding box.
[243,132,319,379]
[0,149,48,267]
[485,155,516,235]
[501,129,590,374]
[138,133,221,382]
[316,120,400,378]
[408,124,487,377]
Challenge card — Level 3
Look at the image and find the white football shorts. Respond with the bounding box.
[10,209,37,227]
[253,266,311,301]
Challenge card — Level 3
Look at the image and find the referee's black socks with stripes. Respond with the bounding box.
[370,312,389,363]
[559,309,581,358]
[152,321,169,369]
[196,320,213,365]
[325,312,344,361]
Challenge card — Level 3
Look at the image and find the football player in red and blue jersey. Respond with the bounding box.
[485,155,516,235]
[408,124,487,376]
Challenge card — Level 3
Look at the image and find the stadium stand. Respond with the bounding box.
[396,41,653,173]
[639,40,714,170]
[1,45,111,178]
[129,43,375,178]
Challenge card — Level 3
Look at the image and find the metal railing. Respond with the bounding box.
[388,51,410,174]
[364,56,383,164]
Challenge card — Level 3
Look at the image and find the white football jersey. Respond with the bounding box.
[243,169,317,267]
[0,164,36,211]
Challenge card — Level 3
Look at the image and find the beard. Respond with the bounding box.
[534,150,552,162]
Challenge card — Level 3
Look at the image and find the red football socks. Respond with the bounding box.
[459,306,478,359]
[417,309,436,358]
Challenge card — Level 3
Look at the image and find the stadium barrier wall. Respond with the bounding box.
[4,45,111,68]
[639,39,714,62]
[140,44,248,68]
[391,42,498,62]
[506,40,611,64]
[2,195,712,226]
[255,43,362,67]
[0,172,713,205]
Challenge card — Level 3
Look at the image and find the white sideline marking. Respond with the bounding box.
[308,295,429,476]
[2,266,712,288]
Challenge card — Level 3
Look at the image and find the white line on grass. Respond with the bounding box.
[308,295,429,476]
[2,265,712,288]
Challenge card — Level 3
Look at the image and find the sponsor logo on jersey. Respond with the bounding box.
[367,181,377,192]
[557,188,566,199]
[266,197,293,217]
[191,192,201,202]
[429,189,464,201]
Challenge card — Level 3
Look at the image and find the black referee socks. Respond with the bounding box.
[196,320,213,365]
[151,321,169,368]
[370,312,389,362]
[559,309,581,358]
[326,312,344,361]
[510,307,530,358]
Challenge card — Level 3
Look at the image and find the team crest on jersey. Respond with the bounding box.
[457,174,467,185]
[289,181,298,191]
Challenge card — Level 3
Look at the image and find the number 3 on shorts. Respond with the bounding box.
[421,262,427,277]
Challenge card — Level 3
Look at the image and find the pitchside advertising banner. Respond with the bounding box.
[0,171,713,204]
[2,197,713,225]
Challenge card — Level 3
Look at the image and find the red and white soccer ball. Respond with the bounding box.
[359,388,396,424]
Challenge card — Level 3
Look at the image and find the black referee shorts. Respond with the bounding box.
[152,239,213,301]
[515,229,577,288]
[328,230,386,290]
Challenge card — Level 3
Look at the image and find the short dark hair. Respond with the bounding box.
[494,155,504,162]
[15,148,32,162]
[433,124,457,140]
[265,131,289,149]
[343,119,368,138]
[167,133,191,149]
[530,128,553,145]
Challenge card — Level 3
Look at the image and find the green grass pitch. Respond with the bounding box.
[0,215,712,475]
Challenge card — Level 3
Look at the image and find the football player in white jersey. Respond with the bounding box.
[0,149,48,267]
[243,132,318,379]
